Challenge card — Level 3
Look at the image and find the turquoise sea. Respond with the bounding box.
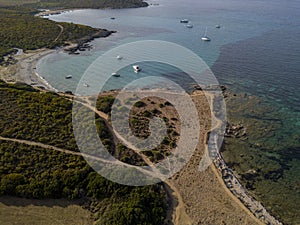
[37,0,300,224]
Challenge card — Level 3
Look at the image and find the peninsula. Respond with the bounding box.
[0,1,284,225]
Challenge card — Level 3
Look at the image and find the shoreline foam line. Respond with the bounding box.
[34,71,59,93]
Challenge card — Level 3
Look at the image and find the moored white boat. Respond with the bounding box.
[201,27,211,41]
[133,65,141,73]
[201,36,211,41]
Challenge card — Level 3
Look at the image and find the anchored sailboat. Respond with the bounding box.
[201,27,211,41]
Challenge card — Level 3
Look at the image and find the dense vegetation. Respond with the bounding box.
[0,81,147,164]
[0,0,148,10]
[0,81,167,224]
[33,0,148,9]
[96,94,116,114]
[0,81,78,150]
[129,98,180,163]
[0,141,166,224]
[0,0,38,7]
[0,13,101,62]
[0,0,147,62]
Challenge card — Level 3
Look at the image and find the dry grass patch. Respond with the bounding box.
[0,196,92,225]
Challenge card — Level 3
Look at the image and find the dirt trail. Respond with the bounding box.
[54,24,64,42]
[112,122,192,225]
[0,136,81,156]
[191,91,265,225]
[0,135,146,174]
[96,101,191,224]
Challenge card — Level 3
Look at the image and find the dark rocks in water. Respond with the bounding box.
[219,85,228,98]
[65,91,73,95]
[65,29,116,55]
[192,84,202,90]
[191,84,227,92]
[225,122,247,138]
[220,85,227,92]
[245,182,255,191]
[263,169,283,181]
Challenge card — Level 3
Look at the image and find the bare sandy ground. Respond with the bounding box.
[0,48,58,91]
[167,91,262,225]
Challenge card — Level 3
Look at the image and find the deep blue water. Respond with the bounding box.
[37,0,300,223]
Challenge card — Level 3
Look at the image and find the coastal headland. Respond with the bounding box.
[0,1,285,224]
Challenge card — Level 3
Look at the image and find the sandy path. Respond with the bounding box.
[72,94,192,225]
[113,125,192,225]
[199,92,263,225]
[0,136,83,157]
[0,135,154,178]
[54,24,64,42]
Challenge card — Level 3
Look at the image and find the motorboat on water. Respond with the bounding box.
[83,82,89,87]
[133,65,141,73]
[180,19,189,23]
[186,24,193,28]
[215,25,221,28]
[112,72,120,77]
[201,36,211,41]
[116,55,123,60]
[65,75,72,79]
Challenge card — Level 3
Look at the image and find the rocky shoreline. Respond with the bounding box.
[35,8,116,56]
[207,89,283,225]
[64,29,116,55]
[189,85,283,224]
[213,151,283,225]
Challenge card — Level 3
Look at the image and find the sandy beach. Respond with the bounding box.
[0,48,58,91]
